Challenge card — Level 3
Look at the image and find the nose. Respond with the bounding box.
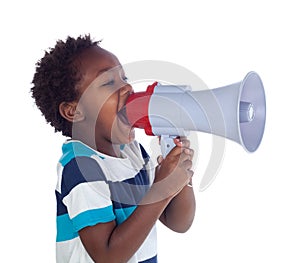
[118,83,134,112]
[120,83,134,96]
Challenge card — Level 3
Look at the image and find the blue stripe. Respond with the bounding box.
[110,180,149,208]
[123,168,149,185]
[56,190,67,216]
[60,141,104,166]
[108,169,150,209]
[114,206,137,224]
[61,157,107,198]
[72,206,116,232]
[139,143,150,165]
[56,213,78,242]
[56,206,115,242]
[120,144,125,150]
[139,255,157,263]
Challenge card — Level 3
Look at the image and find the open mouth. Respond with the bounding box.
[117,106,132,126]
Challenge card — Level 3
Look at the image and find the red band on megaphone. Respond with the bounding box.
[125,82,158,135]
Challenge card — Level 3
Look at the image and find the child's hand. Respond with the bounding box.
[154,137,194,199]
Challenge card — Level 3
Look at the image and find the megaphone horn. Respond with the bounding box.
[124,71,266,155]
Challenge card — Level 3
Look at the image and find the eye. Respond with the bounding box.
[122,76,129,83]
[102,79,115,86]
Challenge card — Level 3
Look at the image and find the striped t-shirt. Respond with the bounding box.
[55,140,157,262]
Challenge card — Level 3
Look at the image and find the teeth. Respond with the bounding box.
[118,107,131,126]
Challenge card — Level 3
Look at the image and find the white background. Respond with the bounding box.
[1,0,299,262]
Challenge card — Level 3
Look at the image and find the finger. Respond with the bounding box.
[184,148,194,160]
[174,137,190,148]
[182,147,194,159]
[167,143,184,157]
[182,159,193,170]
[181,138,190,148]
[178,136,187,141]
[167,142,192,158]
[179,151,193,164]
[187,169,194,178]
[173,138,183,147]
[168,147,192,162]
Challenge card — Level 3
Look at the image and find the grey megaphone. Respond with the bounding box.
[123,71,266,157]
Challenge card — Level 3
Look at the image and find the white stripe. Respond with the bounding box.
[56,237,94,263]
[56,162,63,193]
[136,225,157,261]
[63,181,112,219]
[91,154,143,182]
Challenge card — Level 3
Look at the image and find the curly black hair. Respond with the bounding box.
[31,35,100,137]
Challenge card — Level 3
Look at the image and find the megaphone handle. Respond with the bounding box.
[160,135,177,158]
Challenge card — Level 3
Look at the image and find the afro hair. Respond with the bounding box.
[31,34,100,137]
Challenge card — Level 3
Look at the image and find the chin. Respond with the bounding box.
[124,128,136,144]
[112,128,135,145]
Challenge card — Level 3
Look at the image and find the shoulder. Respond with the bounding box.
[57,140,107,194]
[59,140,105,166]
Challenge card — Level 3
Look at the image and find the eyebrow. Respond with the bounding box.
[95,67,113,78]
[86,65,125,90]
[87,69,111,90]
[99,63,125,75]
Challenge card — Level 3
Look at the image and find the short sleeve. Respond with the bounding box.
[60,156,116,231]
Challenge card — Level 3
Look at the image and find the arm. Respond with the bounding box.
[159,137,196,233]
[79,141,192,263]
[79,194,171,263]
[159,183,195,233]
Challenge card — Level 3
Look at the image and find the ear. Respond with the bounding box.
[59,101,85,123]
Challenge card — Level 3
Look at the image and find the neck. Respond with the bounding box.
[96,141,121,158]
[71,126,121,158]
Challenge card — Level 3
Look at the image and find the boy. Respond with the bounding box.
[31,35,195,263]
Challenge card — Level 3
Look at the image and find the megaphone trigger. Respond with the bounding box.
[160,135,177,158]
[160,131,190,158]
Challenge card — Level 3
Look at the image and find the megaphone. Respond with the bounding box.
[123,71,266,157]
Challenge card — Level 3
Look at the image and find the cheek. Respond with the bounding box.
[96,96,119,129]
[78,90,100,118]
[98,94,118,116]
[80,92,112,121]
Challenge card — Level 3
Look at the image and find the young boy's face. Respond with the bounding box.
[73,46,135,151]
